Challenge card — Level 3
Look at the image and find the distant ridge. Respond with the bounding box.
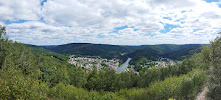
[125,44,208,65]
[39,43,208,60]
[41,43,144,59]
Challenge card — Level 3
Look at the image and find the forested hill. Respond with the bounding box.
[162,44,203,60]
[25,44,55,54]
[126,44,205,64]
[41,43,150,59]
[41,43,205,60]
[25,44,70,61]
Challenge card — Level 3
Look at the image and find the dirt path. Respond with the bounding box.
[196,87,208,100]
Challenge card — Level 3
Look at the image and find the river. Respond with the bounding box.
[117,58,132,73]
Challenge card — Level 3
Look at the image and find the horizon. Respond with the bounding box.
[1,0,221,45]
[28,42,210,47]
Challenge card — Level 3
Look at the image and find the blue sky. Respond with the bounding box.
[0,0,221,45]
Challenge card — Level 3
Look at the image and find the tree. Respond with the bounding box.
[102,68,117,91]
[69,67,87,88]
[200,45,212,69]
[0,25,6,40]
[0,26,7,68]
[207,36,221,100]
[86,67,99,90]
[179,77,193,100]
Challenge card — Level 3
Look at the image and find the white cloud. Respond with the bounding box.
[167,28,193,37]
[0,0,41,21]
[0,0,220,45]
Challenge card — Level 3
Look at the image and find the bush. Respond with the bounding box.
[139,69,206,100]
[0,67,48,99]
[48,83,125,100]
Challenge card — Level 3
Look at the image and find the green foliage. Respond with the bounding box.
[37,55,70,87]
[0,64,48,99]
[49,83,77,100]
[139,68,161,87]
[207,36,221,100]
[116,72,139,90]
[115,88,145,100]
[0,25,7,40]
[86,68,119,91]
[127,44,204,71]
[179,77,193,99]
[162,45,202,60]
[49,83,125,100]
[26,44,70,62]
[69,67,87,88]
[0,26,69,99]
[139,69,206,100]
[137,56,203,88]
[198,45,212,70]
[43,43,203,62]
[0,26,215,100]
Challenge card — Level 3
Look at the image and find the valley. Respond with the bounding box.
[68,54,177,74]
[0,26,219,100]
[2,0,221,99]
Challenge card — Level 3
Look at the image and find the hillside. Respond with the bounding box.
[25,44,55,54]
[25,44,70,61]
[41,43,204,61]
[42,43,150,59]
[162,45,203,60]
[125,44,204,66]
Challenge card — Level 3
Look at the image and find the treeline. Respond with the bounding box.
[43,43,138,59]
[0,25,220,100]
[48,69,206,100]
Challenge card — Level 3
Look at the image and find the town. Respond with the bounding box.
[128,57,176,72]
[69,55,119,72]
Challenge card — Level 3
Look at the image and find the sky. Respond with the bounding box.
[0,0,221,45]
